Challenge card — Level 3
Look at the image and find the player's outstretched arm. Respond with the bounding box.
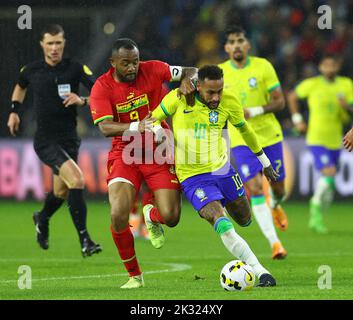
[7,84,27,136]
[97,113,155,137]
[287,90,307,133]
[244,87,285,119]
[151,104,170,143]
[235,120,279,182]
[343,127,353,152]
[151,90,179,142]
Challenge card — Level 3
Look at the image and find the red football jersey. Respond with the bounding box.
[90,60,172,158]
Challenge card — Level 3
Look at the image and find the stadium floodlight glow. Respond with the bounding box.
[103,22,116,35]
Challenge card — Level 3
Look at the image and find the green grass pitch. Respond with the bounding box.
[0,200,352,300]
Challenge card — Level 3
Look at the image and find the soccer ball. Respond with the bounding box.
[220,260,255,291]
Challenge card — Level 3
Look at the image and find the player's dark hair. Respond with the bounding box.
[225,25,246,42]
[198,65,223,82]
[320,53,339,63]
[112,38,138,55]
[40,24,65,40]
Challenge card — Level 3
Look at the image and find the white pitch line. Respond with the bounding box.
[0,263,192,284]
[0,251,351,264]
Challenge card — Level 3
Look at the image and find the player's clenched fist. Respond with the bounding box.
[343,127,353,152]
[7,112,21,136]
[177,77,196,106]
[263,165,279,182]
[138,112,156,133]
[295,121,307,134]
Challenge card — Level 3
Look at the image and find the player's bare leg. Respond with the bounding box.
[109,182,144,288]
[130,185,153,239]
[225,196,252,227]
[154,189,181,227]
[129,195,141,238]
[143,189,181,249]
[246,173,286,259]
[309,165,336,234]
[33,175,66,249]
[199,199,275,287]
[59,159,102,256]
[269,180,288,231]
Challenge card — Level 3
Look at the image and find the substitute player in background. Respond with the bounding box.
[90,38,196,289]
[219,26,287,259]
[152,65,278,286]
[288,54,353,234]
[7,24,101,257]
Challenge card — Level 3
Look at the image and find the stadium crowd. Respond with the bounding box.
[1,0,352,137]
[129,0,353,135]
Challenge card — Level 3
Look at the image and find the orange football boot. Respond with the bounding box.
[272,242,287,260]
[271,205,288,231]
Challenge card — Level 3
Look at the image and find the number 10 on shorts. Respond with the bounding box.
[232,173,243,190]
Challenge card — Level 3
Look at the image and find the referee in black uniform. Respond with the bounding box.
[7,24,102,257]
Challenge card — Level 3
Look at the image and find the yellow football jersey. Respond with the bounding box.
[152,89,261,182]
[295,75,353,149]
[219,56,283,148]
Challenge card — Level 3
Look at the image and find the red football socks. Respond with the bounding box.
[149,207,165,224]
[142,191,154,207]
[110,225,141,277]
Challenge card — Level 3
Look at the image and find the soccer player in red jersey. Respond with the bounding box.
[90,38,197,288]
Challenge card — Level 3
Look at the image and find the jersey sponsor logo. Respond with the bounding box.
[83,65,93,76]
[248,77,257,88]
[209,111,219,124]
[127,92,135,100]
[195,188,208,202]
[115,94,149,113]
[183,109,193,114]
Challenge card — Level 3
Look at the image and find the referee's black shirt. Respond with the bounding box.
[17,58,95,139]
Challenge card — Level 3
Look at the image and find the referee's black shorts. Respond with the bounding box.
[34,136,81,175]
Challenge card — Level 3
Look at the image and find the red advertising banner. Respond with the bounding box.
[1,138,353,200]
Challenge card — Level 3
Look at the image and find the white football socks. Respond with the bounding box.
[214,217,269,277]
[251,195,279,246]
[220,228,269,277]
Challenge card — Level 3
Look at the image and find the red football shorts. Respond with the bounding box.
[106,157,180,192]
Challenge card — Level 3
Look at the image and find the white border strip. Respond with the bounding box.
[108,177,134,188]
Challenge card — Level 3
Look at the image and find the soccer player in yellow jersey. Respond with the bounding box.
[219,26,287,259]
[151,65,278,286]
[288,54,353,234]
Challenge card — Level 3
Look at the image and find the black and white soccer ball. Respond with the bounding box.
[220,260,255,291]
